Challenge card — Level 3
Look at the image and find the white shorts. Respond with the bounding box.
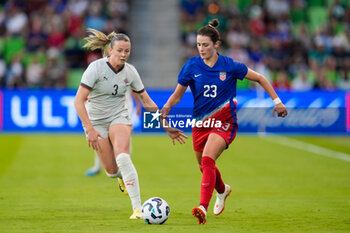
[84,115,132,139]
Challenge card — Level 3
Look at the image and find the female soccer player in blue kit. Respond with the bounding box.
[161,19,288,224]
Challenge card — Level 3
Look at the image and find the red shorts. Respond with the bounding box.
[192,103,238,152]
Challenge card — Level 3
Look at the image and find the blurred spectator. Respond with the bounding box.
[291,68,313,91]
[26,56,44,88]
[43,48,66,88]
[329,0,346,21]
[47,23,66,49]
[27,14,47,52]
[290,0,307,23]
[64,27,85,68]
[225,42,249,65]
[265,0,290,19]
[309,38,329,66]
[181,0,204,22]
[226,19,250,48]
[248,4,266,37]
[5,54,24,88]
[295,23,312,49]
[273,70,291,91]
[49,0,67,14]
[323,56,340,86]
[67,0,89,17]
[331,35,349,71]
[5,3,28,36]
[85,1,105,31]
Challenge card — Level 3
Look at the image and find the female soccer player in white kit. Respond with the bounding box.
[74,29,187,219]
[85,89,141,181]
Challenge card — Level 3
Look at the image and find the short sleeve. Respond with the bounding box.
[81,62,98,90]
[230,59,248,80]
[177,60,193,86]
[129,65,145,93]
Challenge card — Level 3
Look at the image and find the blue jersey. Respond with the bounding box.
[178,54,248,120]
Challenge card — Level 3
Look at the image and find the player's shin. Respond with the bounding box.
[199,156,216,210]
[116,153,141,210]
[215,166,225,194]
[199,165,225,194]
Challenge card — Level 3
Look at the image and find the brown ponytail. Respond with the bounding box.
[198,19,220,43]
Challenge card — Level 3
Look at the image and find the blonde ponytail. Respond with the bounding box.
[83,28,131,57]
[83,28,116,57]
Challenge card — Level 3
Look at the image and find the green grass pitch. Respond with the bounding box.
[0,134,349,233]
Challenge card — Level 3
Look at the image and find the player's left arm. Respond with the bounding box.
[137,90,158,112]
[245,68,288,118]
[131,91,142,116]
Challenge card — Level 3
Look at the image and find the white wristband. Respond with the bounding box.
[273,97,282,105]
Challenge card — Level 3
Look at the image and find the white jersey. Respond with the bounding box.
[81,57,144,124]
[125,88,134,117]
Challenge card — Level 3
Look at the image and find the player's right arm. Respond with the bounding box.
[161,84,187,118]
[245,68,288,118]
[74,86,104,151]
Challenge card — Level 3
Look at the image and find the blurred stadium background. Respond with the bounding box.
[0,0,349,232]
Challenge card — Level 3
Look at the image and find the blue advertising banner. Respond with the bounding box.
[235,90,347,134]
[1,89,82,132]
[0,89,348,134]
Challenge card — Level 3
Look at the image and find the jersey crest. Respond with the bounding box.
[220,72,226,81]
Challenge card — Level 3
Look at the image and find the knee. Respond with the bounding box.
[116,153,132,166]
[201,156,215,168]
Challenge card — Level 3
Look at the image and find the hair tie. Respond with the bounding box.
[208,24,215,29]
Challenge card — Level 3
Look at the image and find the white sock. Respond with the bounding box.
[116,153,141,210]
[89,152,101,171]
[94,152,102,168]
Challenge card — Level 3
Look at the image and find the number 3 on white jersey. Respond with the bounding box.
[203,85,217,98]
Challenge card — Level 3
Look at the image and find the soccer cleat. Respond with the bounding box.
[85,167,100,177]
[213,184,232,216]
[192,205,207,224]
[117,178,128,195]
[129,208,142,219]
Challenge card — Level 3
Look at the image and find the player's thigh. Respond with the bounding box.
[109,124,132,155]
[202,133,227,160]
[95,138,118,174]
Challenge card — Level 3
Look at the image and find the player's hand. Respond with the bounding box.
[272,103,288,118]
[165,127,188,145]
[161,105,171,118]
[86,127,104,151]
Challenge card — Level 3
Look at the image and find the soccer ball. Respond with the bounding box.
[141,197,170,224]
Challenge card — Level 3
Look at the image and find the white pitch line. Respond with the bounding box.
[261,135,350,163]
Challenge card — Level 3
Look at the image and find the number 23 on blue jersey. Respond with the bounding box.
[203,85,217,97]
